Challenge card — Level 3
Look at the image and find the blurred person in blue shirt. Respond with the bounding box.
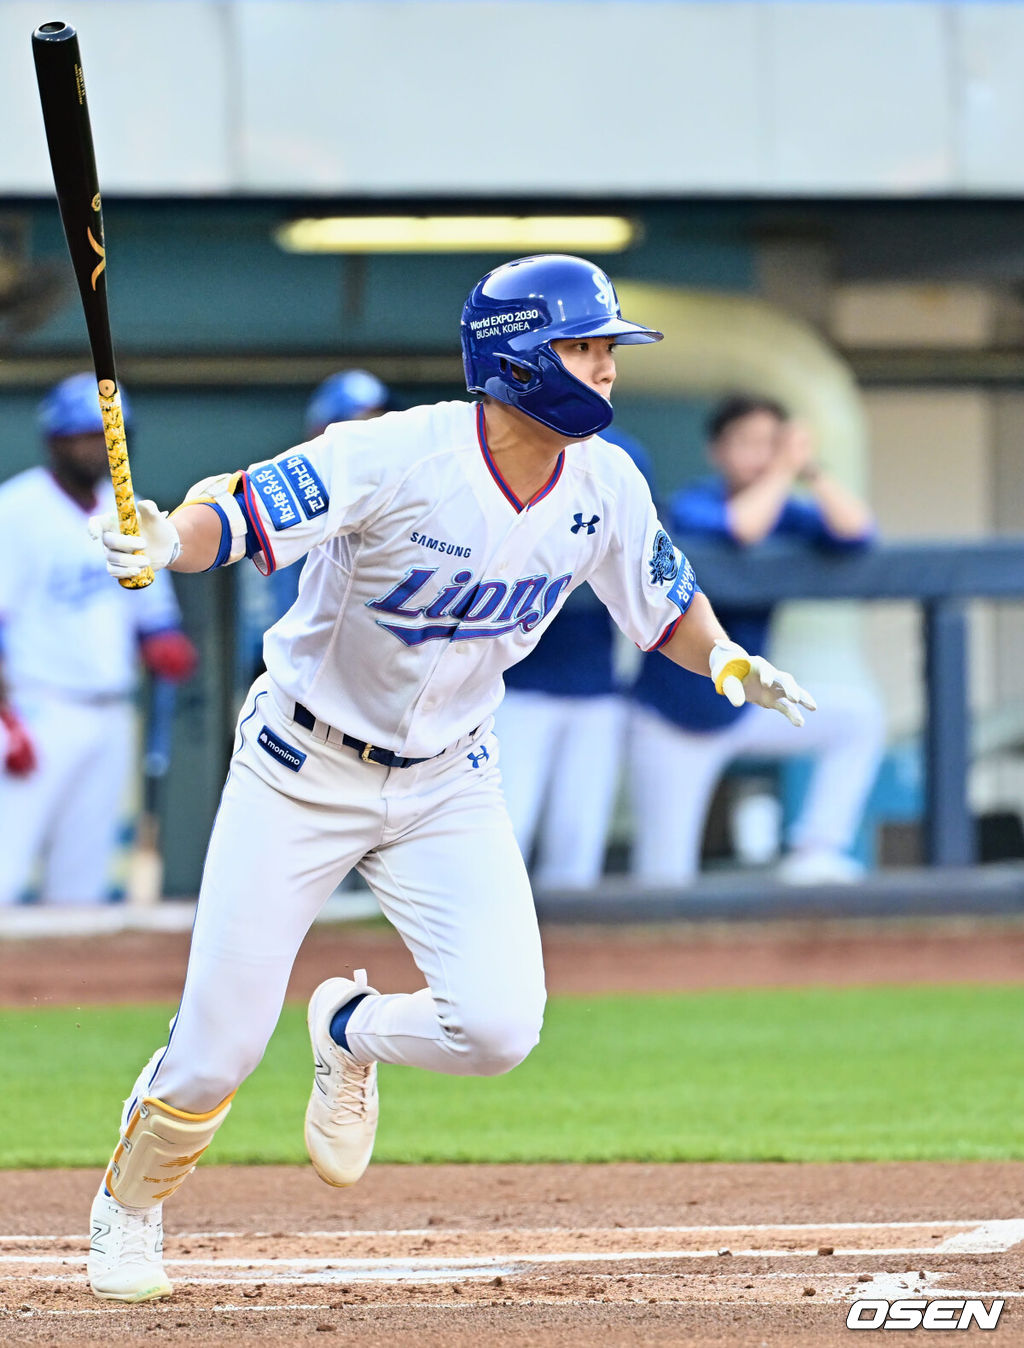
[494,427,654,888]
[628,394,884,886]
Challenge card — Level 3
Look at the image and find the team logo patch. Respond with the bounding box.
[256,725,306,771]
[668,558,697,613]
[281,454,329,520]
[648,529,679,585]
[250,463,300,531]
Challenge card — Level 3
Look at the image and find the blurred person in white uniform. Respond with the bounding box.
[0,374,197,904]
[629,394,884,886]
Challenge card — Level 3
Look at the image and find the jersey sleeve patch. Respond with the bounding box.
[280,453,329,520]
[667,557,698,614]
[248,462,301,531]
[648,529,680,586]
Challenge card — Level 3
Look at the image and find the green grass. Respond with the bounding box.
[3,985,1022,1168]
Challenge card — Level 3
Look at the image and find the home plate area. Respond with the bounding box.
[6,1221,1024,1314]
[2,1166,1024,1345]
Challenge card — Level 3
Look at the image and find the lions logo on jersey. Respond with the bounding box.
[648,530,679,586]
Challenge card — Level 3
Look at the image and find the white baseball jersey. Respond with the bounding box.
[233,400,698,758]
[0,467,182,698]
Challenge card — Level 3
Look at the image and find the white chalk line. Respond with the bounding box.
[3,1215,1022,1276]
[934,1218,1024,1251]
[0,1248,989,1270]
[0,1218,994,1244]
[4,1239,1024,1274]
[4,1218,1021,1317]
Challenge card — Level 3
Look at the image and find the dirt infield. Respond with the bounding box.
[4,912,1024,1008]
[3,916,1023,1345]
[2,1163,1023,1346]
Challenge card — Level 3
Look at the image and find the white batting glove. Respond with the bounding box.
[87,499,181,579]
[709,639,817,728]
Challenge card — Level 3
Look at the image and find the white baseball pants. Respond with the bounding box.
[494,689,627,888]
[150,675,546,1114]
[628,684,886,884]
[0,692,134,905]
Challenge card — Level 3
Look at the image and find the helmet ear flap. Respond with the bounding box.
[498,354,541,390]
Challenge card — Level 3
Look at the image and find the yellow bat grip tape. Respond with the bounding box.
[713,657,751,697]
[98,382,154,590]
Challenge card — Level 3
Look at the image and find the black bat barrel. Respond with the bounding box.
[32,20,116,383]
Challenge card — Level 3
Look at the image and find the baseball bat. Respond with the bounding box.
[32,19,153,589]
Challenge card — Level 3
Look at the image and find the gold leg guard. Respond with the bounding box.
[105,1093,234,1209]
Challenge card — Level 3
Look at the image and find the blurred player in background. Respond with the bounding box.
[494,426,655,888]
[86,256,815,1302]
[629,393,883,886]
[0,374,197,905]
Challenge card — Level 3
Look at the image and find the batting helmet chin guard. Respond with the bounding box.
[461,254,662,439]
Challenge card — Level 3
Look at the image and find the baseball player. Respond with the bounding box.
[494,426,656,887]
[0,375,197,905]
[85,254,815,1302]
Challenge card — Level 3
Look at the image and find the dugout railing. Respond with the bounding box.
[685,537,1024,871]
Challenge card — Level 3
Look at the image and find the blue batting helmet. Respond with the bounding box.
[305,369,388,436]
[38,372,132,438]
[461,254,662,439]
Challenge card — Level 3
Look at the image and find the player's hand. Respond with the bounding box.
[88,500,181,579]
[0,707,37,777]
[709,639,816,728]
[776,421,815,479]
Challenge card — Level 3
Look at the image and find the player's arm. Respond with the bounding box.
[89,473,251,579]
[801,465,875,541]
[659,594,816,728]
[657,592,727,674]
[0,531,37,774]
[0,651,37,776]
[724,452,799,545]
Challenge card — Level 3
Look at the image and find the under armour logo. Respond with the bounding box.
[467,746,490,769]
[571,513,600,535]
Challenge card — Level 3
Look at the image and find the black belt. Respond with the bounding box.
[293,702,438,769]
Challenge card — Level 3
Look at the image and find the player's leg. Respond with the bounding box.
[734,683,886,878]
[492,688,561,864]
[627,703,732,883]
[303,723,544,1186]
[89,680,378,1299]
[533,694,627,887]
[350,731,544,1072]
[42,701,134,903]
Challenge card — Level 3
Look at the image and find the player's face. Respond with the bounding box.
[711,411,784,490]
[549,337,617,401]
[49,431,109,486]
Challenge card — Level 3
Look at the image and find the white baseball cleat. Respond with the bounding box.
[88,1185,172,1302]
[305,970,379,1187]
